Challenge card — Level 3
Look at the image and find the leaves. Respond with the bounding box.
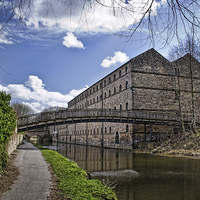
[0,91,17,174]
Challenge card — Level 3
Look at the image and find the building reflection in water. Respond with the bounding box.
[53,142,135,173]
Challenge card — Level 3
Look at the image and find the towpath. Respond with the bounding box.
[0,142,51,200]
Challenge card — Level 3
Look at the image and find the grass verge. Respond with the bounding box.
[34,144,117,200]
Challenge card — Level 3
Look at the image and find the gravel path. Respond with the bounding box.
[0,142,51,200]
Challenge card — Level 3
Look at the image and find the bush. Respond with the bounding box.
[0,91,16,174]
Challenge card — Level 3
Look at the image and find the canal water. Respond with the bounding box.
[41,142,200,200]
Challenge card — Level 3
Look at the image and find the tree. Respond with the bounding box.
[168,35,199,133]
[0,0,200,46]
[168,35,200,62]
[11,101,34,117]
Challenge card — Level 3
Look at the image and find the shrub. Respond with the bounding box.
[0,91,16,174]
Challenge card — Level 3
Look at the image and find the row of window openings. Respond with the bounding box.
[77,100,129,110]
[75,68,129,102]
[68,125,129,135]
[76,82,129,107]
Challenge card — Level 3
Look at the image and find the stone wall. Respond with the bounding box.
[6,128,23,155]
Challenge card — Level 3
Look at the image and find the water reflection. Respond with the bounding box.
[41,141,200,200]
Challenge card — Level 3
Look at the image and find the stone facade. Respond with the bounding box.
[52,48,200,149]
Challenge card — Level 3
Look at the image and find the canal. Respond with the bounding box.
[41,142,200,200]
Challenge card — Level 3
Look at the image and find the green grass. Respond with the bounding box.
[40,148,117,200]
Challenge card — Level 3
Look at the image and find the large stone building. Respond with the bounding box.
[51,48,200,149]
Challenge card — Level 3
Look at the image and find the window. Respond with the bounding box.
[97,96,99,102]
[114,106,116,111]
[114,87,116,94]
[119,84,122,92]
[100,94,102,100]
[93,98,95,103]
[94,129,95,135]
[93,87,95,92]
[109,127,111,134]
[105,127,107,134]
[109,77,111,84]
[174,68,180,76]
[126,125,129,132]
[100,82,102,88]
[126,81,128,89]
[104,80,106,86]
[97,128,99,134]
[119,70,121,78]
[105,92,106,98]
[114,74,116,81]
[120,105,122,110]
[126,102,128,110]
[97,85,98,91]
[109,90,111,96]
[125,66,128,73]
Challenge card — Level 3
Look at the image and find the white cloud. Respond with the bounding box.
[63,32,85,49]
[101,51,129,68]
[0,32,13,44]
[25,0,163,34]
[0,75,88,113]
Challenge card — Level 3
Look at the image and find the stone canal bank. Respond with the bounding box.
[0,142,52,200]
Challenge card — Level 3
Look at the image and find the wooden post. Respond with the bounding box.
[144,124,146,142]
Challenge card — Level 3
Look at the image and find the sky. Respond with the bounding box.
[0,0,190,113]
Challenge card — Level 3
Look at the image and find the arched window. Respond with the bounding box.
[120,105,122,110]
[94,129,95,135]
[119,84,122,92]
[109,127,111,134]
[114,74,116,81]
[126,102,128,110]
[105,127,107,134]
[109,90,111,96]
[125,66,128,73]
[109,77,111,84]
[104,80,106,86]
[119,70,121,78]
[126,81,128,89]
[97,85,98,91]
[114,87,116,94]
[97,96,98,102]
[105,92,106,98]
[93,98,95,103]
[100,94,102,100]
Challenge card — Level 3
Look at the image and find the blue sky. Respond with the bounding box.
[0,0,188,112]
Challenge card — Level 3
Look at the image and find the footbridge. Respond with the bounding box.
[17,109,198,132]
